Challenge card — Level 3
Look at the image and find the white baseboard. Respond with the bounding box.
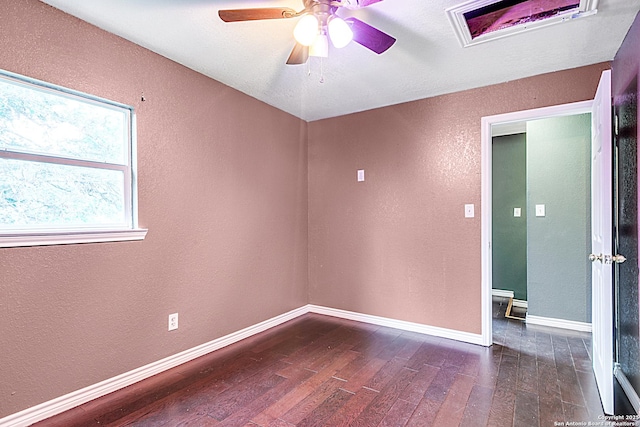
[492,289,514,298]
[1,304,483,426]
[307,305,484,346]
[615,363,640,414]
[0,306,308,427]
[512,299,528,309]
[525,314,592,332]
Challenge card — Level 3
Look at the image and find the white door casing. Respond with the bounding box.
[591,69,614,416]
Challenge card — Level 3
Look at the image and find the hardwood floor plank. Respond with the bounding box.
[378,398,418,427]
[514,389,539,427]
[443,343,469,369]
[305,342,355,372]
[459,384,494,427]
[495,353,519,392]
[280,377,345,425]
[423,364,460,403]
[516,353,538,394]
[363,357,406,392]
[177,414,221,426]
[398,364,440,404]
[538,394,564,427]
[377,334,416,361]
[267,419,295,427]
[351,366,418,427]
[535,331,556,365]
[457,346,484,378]
[536,356,565,426]
[575,369,605,419]
[332,352,370,381]
[486,384,516,426]
[536,360,560,399]
[431,373,475,427]
[405,340,440,371]
[424,342,452,368]
[395,333,426,360]
[31,406,93,427]
[567,336,592,372]
[556,361,587,406]
[350,328,402,358]
[562,401,591,422]
[340,356,387,393]
[474,345,503,389]
[405,397,442,427]
[322,388,378,426]
[295,388,352,427]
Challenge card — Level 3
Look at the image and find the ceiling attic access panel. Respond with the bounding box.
[446,0,598,47]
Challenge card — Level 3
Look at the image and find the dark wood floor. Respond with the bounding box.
[36,301,604,426]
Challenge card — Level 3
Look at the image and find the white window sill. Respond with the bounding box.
[0,228,148,248]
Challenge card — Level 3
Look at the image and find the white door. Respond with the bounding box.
[591,69,614,415]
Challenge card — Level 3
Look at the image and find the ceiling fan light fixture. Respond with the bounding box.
[293,14,319,46]
[309,34,329,57]
[328,16,353,48]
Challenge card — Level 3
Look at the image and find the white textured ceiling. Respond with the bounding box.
[40,0,640,121]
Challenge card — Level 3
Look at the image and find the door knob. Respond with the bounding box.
[601,254,627,264]
[590,253,626,264]
[612,254,627,264]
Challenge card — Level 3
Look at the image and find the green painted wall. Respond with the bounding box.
[526,113,592,323]
[492,134,527,300]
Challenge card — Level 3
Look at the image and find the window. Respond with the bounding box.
[0,70,146,247]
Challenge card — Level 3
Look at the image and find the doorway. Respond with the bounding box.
[480,100,593,346]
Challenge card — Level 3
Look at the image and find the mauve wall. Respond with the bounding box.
[0,0,308,417]
[308,62,610,334]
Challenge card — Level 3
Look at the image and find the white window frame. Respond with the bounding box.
[0,69,147,247]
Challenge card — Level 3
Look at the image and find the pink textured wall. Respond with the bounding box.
[308,62,610,335]
[0,0,308,417]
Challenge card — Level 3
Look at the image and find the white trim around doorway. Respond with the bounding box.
[480,100,593,346]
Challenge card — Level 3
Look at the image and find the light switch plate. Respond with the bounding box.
[514,207,521,217]
[357,169,365,182]
[536,204,545,217]
[465,204,474,218]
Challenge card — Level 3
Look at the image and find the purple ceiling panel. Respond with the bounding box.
[464,0,580,39]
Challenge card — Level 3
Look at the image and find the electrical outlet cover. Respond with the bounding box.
[168,313,178,331]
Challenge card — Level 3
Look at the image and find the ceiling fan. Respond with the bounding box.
[218,0,396,65]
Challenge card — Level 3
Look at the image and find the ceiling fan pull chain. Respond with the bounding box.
[319,57,325,83]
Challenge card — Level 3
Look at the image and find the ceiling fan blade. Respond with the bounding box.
[345,17,396,54]
[218,8,297,22]
[286,43,309,65]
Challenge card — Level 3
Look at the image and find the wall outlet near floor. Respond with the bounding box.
[168,313,178,331]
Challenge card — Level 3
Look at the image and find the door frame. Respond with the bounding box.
[480,100,593,346]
